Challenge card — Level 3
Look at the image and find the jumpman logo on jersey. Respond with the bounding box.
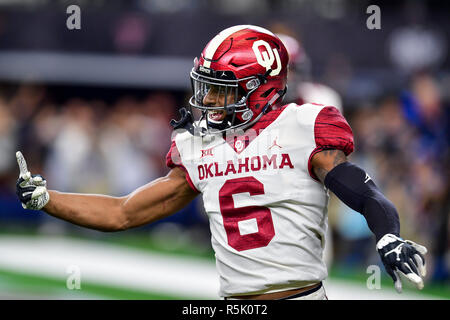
[268,137,282,150]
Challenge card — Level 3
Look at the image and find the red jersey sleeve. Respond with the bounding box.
[308,106,354,181]
[166,140,182,169]
[165,140,200,193]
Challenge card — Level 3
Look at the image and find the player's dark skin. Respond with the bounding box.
[43,89,345,231]
[312,149,347,184]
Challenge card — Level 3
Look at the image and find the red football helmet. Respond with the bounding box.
[189,25,289,133]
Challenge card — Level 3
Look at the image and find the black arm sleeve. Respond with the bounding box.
[324,161,400,242]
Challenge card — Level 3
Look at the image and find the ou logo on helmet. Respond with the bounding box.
[252,40,282,76]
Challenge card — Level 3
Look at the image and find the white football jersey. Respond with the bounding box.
[166,103,354,297]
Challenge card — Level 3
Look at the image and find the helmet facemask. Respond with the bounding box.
[189,66,261,134]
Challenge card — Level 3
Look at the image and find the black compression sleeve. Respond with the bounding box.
[324,162,400,242]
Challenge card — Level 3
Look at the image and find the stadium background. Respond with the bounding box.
[0,0,448,299]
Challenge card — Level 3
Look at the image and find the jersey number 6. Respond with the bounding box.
[219,177,275,251]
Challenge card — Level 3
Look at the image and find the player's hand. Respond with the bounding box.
[376,233,427,293]
[15,151,50,211]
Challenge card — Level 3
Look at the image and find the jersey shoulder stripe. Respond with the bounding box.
[307,105,354,181]
[165,139,200,193]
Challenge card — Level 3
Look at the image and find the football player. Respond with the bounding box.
[16,25,427,300]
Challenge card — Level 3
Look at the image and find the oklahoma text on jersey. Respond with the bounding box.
[197,153,294,180]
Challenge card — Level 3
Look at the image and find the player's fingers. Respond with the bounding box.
[22,171,31,181]
[31,175,46,187]
[17,185,36,203]
[31,186,47,200]
[398,263,424,290]
[32,175,42,182]
[20,186,45,204]
[17,177,27,188]
[393,270,402,293]
[407,258,420,276]
[407,242,427,277]
[414,253,426,277]
[16,151,30,178]
[19,186,36,194]
[406,240,428,255]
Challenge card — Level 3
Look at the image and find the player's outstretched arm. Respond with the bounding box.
[16,151,198,232]
[311,149,427,293]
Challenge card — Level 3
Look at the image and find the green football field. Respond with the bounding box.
[0,230,448,300]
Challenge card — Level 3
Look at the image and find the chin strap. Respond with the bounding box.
[262,87,285,114]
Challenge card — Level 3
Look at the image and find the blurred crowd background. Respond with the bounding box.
[0,0,448,289]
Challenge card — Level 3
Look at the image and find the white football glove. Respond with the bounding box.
[15,151,50,210]
[376,233,427,293]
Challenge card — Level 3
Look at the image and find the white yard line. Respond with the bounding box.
[0,235,219,299]
[0,235,439,300]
